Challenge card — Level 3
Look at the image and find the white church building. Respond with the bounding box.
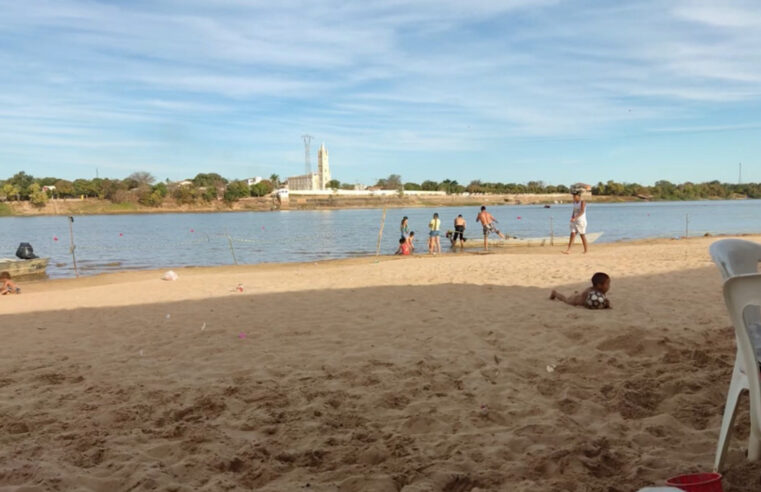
[287,143,330,191]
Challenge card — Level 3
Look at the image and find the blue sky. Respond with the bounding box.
[1,0,760,186]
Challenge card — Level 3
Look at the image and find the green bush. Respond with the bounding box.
[421,180,439,191]
[202,186,218,202]
[28,183,49,207]
[172,185,200,205]
[250,180,274,197]
[152,182,168,198]
[223,181,250,202]
[139,189,164,207]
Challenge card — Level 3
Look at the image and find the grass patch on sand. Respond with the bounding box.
[66,201,140,215]
[0,202,14,216]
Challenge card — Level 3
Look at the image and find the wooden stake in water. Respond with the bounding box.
[685,213,689,238]
[226,232,238,265]
[375,208,387,258]
[68,216,79,278]
[550,217,554,246]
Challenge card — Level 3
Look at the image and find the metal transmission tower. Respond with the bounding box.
[302,134,313,174]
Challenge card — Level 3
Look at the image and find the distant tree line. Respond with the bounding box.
[589,179,761,200]
[0,171,279,208]
[371,174,761,200]
[3,170,761,208]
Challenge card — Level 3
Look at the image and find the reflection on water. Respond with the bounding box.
[0,200,759,278]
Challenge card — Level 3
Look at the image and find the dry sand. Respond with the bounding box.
[1,236,761,491]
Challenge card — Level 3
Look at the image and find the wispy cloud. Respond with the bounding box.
[0,0,760,184]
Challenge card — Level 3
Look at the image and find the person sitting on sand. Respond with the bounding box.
[1,271,20,295]
[476,206,505,250]
[550,272,610,309]
[395,237,411,256]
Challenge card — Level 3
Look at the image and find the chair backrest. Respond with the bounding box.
[724,274,761,433]
[709,239,761,280]
[710,238,761,329]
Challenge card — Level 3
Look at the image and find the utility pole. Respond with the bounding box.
[302,134,313,175]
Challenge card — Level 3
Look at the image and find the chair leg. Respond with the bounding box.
[715,371,745,472]
[749,428,761,461]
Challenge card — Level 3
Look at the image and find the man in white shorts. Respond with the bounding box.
[563,190,589,254]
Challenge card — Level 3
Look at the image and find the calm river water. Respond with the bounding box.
[1,200,759,278]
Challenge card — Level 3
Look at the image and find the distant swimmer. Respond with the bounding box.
[476,206,505,251]
[564,190,589,254]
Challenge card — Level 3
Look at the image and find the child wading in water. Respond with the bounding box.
[395,237,411,255]
[550,272,610,309]
[1,271,20,295]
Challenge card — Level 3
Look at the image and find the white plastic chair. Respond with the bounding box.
[719,274,761,471]
[709,239,761,471]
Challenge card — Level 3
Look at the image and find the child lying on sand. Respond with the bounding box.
[550,272,610,309]
[1,271,20,295]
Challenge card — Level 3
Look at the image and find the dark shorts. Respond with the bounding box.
[453,225,465,241]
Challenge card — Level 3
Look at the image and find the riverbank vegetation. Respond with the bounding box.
[0,171,277,209]
[2,171,759,213]
[389,176,761,200]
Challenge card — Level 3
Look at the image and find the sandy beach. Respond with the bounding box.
[2,236,761,491]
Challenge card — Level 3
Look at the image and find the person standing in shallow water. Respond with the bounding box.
[453,214,466,251]
[400,216,410,245]
[476,206,505,251]
[428,213,441,254]
[564,190,589,254]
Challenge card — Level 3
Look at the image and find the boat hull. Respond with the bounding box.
[0,258,50,278]
[457,232,603,249]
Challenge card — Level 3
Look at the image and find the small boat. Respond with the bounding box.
[459,232,603,249]
[0,257,50,278]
